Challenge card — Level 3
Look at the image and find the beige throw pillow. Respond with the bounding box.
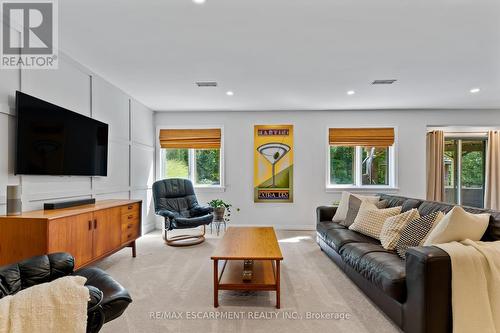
[349,201,402,239]
[342,196,388,227]
[332,191,379,222]
[423,206,490,246]
[380,209,420,250]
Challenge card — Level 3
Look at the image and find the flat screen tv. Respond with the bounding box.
[15,91,109,176]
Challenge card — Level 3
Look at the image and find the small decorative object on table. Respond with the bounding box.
[6,185,22,216]
[242,260,254,281]
[208,199,239,236]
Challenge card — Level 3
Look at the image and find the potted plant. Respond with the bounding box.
[208,199,239,222]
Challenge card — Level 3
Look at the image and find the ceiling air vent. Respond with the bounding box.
[195,81,218,87]
[372,79,397,85]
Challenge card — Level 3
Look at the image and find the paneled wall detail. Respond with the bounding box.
[0,54,155,233]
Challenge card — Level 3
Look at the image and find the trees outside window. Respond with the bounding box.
[163,148,221,186]
[329,145,392,188]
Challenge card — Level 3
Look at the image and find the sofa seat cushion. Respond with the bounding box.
[321,228,379,252]
[317,221,346,239]
[339,243,406,302]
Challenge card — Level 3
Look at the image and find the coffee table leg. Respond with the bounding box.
[276,260,280,309]
[213,259,219,307]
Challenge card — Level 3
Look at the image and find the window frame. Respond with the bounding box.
[325,126,398,192]
[156,125,225,192]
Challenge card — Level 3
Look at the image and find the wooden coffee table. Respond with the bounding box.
[211,227,283,308]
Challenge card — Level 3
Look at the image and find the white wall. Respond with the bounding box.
[155,110,500,230]
[0,56,156,233]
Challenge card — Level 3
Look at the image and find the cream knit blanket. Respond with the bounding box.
[436,239,500,333]
[0,276,89,333]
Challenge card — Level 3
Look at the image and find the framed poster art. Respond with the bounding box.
[254,125,294,203]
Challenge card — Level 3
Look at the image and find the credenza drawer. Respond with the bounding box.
[121,223,140,243]
[121,211,140,224]
[121,203,140,215]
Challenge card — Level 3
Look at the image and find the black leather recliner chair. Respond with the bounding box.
[153,178,214,246]
[0,253,132,333]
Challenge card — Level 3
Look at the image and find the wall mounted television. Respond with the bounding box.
[15,91,109,176]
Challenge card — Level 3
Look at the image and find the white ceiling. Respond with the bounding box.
[60,0,500,111]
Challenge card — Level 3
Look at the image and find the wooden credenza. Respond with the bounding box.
[0,200,141,269]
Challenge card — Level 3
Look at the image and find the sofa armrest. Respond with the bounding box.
[316,206,337,223]
[86,285,103,312]
[86,285,105,333]
[404,246,452,333]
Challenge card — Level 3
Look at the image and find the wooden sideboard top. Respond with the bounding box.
[0,199,142,220]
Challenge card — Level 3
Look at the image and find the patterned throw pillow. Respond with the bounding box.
[395,211,445,259]
[380,209,420,250]
[342,197,388,227]
[348,202,402,239]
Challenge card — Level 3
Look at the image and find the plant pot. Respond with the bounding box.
[213,207,225,220]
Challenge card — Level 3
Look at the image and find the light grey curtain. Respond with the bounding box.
[426,130,445,201]
[485,130,500,209]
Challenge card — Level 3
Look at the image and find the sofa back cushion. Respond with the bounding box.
[378,194,423,212]
[0,253,74,298]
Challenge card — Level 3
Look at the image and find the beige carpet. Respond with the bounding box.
[96,229,401,333]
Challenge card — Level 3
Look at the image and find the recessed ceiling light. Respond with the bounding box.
[347,90,355,95]
[193,0,206,4]
[470,88,481,94]
[226,91,234,96]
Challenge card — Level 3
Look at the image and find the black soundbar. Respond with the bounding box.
[44,198,96,210]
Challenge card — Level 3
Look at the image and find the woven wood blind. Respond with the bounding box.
[329,128,395,147]
[159,128,221,149]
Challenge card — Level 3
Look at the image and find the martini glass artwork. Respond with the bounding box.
[257,143,291,187]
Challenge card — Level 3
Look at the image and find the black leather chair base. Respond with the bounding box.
[164,225,206,247]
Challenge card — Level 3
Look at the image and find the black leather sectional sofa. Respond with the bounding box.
[0,253,131,333]
[316,194,500,333]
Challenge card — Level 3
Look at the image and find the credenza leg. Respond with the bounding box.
[132,240,136,258]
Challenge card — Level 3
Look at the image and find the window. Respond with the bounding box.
[329,146,392,187]
[328,128,395,188]
[162,148,221,186]
[444,138,486,207]
[330,146,355,185]
[159,128,223,188]
[361,147,389,185]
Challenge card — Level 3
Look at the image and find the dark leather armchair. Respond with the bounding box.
[0,253,132,333]
[153,178,214,246]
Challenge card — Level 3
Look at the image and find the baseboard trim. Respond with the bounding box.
[152,223,315,231]
[142,223,156,235]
